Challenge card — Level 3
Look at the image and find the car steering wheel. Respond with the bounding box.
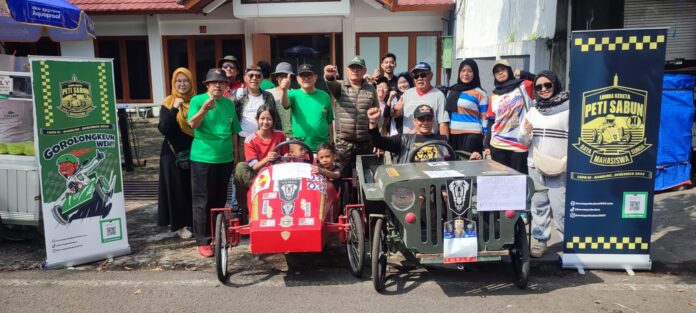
[406,140,457,163]
[271,139,314,164]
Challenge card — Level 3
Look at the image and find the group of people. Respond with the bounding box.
[157,52,569,259]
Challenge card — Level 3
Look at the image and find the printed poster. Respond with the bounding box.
[562,29,666,271]
[31,56,130,269]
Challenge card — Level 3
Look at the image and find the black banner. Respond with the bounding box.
[562,29,667,270]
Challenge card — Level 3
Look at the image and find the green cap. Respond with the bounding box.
[56,154,79,165]
[348,55,366,68]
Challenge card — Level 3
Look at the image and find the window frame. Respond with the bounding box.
[355,31,442,85]
[93,36,153,103]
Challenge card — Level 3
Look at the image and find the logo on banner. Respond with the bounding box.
[59,74,94,118]
[573,75,651,167]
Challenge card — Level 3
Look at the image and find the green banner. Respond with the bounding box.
[31,57,129,269]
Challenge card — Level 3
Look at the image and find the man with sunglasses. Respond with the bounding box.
[218,55,245,98]
[324,56,379,170]
[285,64,333,152]
[394,62,449,137]
[367,104,450,163]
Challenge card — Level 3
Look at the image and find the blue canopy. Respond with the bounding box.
[0,0,95,42]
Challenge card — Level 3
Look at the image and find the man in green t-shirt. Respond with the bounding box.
[285,64,334,152]
[187,68,242,257]
[257,60,275,91]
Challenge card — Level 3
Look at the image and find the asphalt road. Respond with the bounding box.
[1,264,695,313]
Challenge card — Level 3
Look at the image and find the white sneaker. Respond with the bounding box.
[176,227,192,239]
[530,241,547,258]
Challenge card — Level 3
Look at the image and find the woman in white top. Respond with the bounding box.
[519,70,570,258]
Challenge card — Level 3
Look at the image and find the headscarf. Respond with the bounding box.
[492,63,524,95]
[533,70,569,112]
[162,67,195,137]
[395,72,414,98]
[445,59,482,113]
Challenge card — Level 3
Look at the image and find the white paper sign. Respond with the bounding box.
[423,170,463,178]
[476,175,527,211]
[272,162,312,181]
[0,75,13,95]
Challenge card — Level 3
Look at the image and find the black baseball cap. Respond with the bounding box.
[297,64,314,74]
[413,104,434,118]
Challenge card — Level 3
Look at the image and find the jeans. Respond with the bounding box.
[190,161,234,246]
[529,167,566,242]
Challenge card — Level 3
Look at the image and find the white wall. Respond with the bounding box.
[455,0,556,72]
[60,40,95,58]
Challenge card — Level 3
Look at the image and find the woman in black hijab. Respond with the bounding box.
[445,59,488,158]
[383,72,414,135]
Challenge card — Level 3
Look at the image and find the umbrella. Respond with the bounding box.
[0,0,95,42]
[283,45,319,58]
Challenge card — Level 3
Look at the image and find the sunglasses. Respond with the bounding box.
[246,73,262,79]
[535,82,553,91]
[222,64,237,69]
[412,72,430,79]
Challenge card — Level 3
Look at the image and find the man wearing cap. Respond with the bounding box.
[218,55,244,98]
[233,65,281,162]
[187,68,242,257]
[324,56,379,169]
[394,62,449,137]
[367,104,450,163]
[285,64,333,151]
[267,62,294,137]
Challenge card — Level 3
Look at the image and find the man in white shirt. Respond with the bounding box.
[394,62,449,137]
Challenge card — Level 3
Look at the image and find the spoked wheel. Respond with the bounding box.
[510,218,530,289]
[214,213,229,283]
[346,209,365,278]
[371,217,388,292]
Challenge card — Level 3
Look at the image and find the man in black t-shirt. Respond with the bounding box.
[367,104,450,163]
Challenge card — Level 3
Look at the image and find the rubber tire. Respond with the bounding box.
[511,219,530,289]
[214,213,228,283]
[346,209,365,278]
[371,218,387,292]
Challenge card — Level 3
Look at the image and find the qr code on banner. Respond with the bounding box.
[622,192,647,218]
[100,218,123,243]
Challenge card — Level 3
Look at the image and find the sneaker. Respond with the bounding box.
[176,227,192,239]
[197,245,214,257]
[530,242,547,258]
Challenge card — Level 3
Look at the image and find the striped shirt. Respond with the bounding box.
[449,87,488,135]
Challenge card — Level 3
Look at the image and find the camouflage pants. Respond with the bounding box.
[335,137,373,174]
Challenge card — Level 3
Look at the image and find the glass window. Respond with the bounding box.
[96,39,123,100]
[416,36,437,85]
[387,36,408,74]
[358,37,379,75]
[270,34,332,91]
[194,39,216,94]
[125,40,151,100]
[166,39,188,82]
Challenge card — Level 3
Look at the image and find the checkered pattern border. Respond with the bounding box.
[566,236,649,250]
[39,60,54,127]
[574,35,665,52]
[98,63,110,124]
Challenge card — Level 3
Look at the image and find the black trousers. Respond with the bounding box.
[449,133,484,154]
[490,146,529,174]
[190,161,234,246]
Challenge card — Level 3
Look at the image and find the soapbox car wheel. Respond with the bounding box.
[406,140,457,163]
[371,217,388,292]
[215,213,229,283]
[346,209,365,278]
[510,218,530,289]
[52,205,69,225]
[271,139,314,164]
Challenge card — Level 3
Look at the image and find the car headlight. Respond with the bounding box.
[390,186,415,211]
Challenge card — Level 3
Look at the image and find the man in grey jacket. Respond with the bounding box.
[324,56,379,171]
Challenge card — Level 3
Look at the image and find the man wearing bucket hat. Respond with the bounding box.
[268,62,294,137]
[187,68,242,257]
[367,104,450,163]
[218,55,244,98]
[324,55,379,171]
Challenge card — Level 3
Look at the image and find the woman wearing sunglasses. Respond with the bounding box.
[484,60,535,174]
[519,70,569,258]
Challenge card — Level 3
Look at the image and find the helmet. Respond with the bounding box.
[56,154,79,165]
[606,114,616,122]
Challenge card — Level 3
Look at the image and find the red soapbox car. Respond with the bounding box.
[210,140,366,282]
